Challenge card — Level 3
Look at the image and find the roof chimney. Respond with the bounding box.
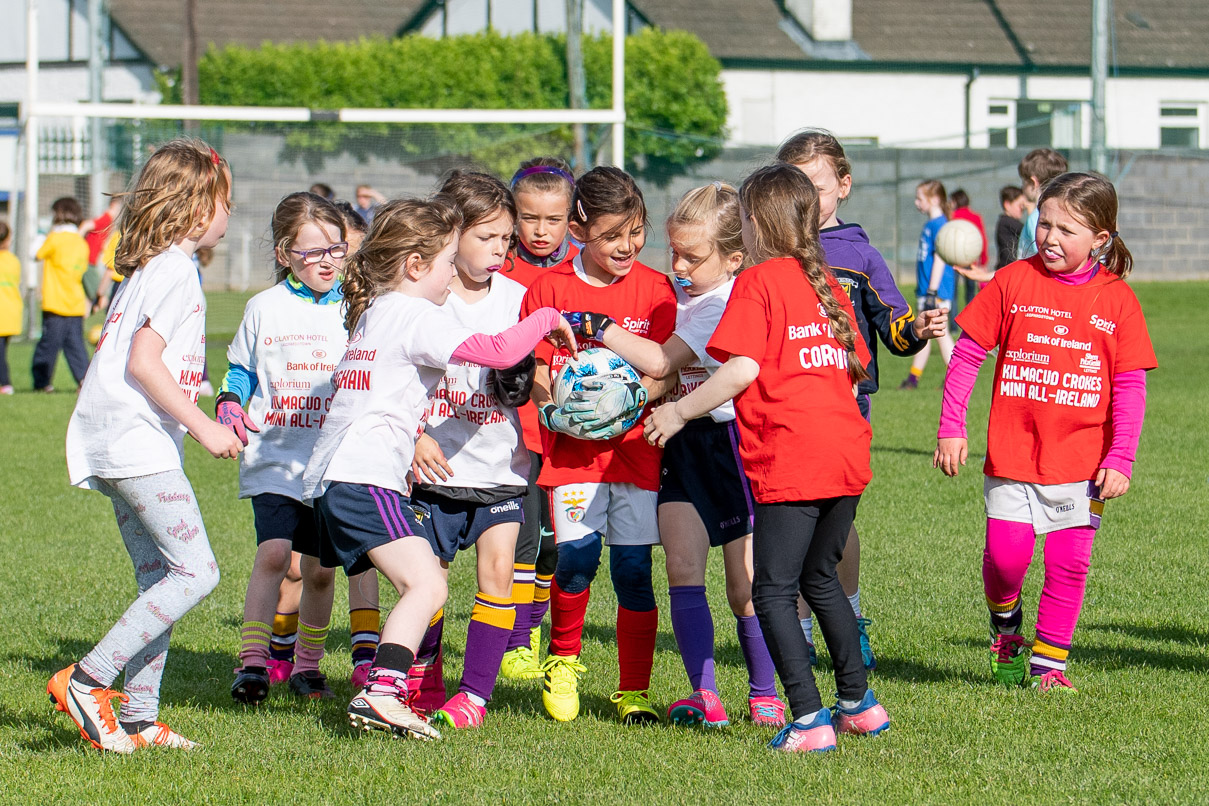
[784,0,852,41]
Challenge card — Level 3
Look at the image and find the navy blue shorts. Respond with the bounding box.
[411,488,525,564]
[857,393,871,422]
[314,482,428,576]
[657,418,755,547]
[252,493,322,558]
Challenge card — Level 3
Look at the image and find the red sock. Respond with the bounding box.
[616,606,658,691]
[549,579,590,657]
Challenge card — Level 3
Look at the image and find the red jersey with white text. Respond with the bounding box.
[707,257,872,503]
[522,257,676,490]
[503,242,580,453]
[956,256,1156,484]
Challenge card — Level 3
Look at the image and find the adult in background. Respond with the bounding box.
[353,185,386,224]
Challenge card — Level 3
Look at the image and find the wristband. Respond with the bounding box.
[566,312,614,340]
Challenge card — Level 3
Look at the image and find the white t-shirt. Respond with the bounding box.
[670,279,735,422]
[226,281,348,500]
[66,245,207,486]
[424,276,530,490]
[301,292,472,501]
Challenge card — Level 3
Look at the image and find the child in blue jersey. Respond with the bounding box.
[900,179,956,389]
[778,130,949,666]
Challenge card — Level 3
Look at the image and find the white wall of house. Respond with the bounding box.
[723,68,1209,150]
[0,63,158,106]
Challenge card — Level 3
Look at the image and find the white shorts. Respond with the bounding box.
[984,476,1104,534]
[549,482,660,546]
[917,296,953,312]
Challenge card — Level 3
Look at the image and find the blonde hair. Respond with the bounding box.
[113,138,230,278]
[667,181,746,267]
[271,192,347,283]
[739,164,868,383]
[1038,172,1133,278]
[341,197,461,334]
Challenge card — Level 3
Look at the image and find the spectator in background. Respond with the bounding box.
[32,197,91,392]
[353,184,386,224]
[949,189,988,313]
[310,183,335,201]
[995,186,1026,269]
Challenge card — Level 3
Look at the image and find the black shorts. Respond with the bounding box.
[251,493,321,558]
[313,482,428,576]
[857,393,871,422]
[411,488,525,564]
[657,418,755,547]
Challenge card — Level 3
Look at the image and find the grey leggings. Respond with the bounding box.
[78,470,220,722]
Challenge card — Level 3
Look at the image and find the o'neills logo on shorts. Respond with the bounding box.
[490,500,521,515]
[1005,349,1049,365]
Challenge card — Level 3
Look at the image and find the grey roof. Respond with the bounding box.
[110,0,1209,73]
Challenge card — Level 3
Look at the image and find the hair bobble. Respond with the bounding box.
[209,148,221,166]
[510,165,576,189]
[711,180,723,191]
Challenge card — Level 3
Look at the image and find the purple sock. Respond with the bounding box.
[736,614,778,698]
[504,604,533,651]
[460,593,516,702]
[669,585,716,692]
[417,613,444,662]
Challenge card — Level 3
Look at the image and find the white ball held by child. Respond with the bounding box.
[552,347,646,440]
[935,218,983,267]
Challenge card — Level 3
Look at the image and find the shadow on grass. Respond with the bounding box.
[1083,620,1209,647]
[953,630,1209,673]
[872,445,935,457]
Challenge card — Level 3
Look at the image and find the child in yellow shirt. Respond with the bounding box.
[32,197,90,392]
[0,220,22,394]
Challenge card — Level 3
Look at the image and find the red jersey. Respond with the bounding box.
[707,257,872,503]
[521,258,676,490]
[956,256,1156,484]
[84,211,114,265]
[502,242,581,453]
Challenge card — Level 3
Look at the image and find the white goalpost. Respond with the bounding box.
[17,0,627,312]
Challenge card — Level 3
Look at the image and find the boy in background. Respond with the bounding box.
[32,197,90,392]
[1016,149,1068,260]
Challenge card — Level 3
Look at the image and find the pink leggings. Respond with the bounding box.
[983,518,1096,649]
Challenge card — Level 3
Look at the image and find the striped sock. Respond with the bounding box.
[460,592,517,702]
[293,620,330,675]
[367,643,414,696]
[532,572,553,626]
[269,610,299,662]
[909,365,923,379]
[505,563,536,652]
[987,595,1024,636]
[417,609,444,662]
[349,608,380,668]
[238,620,272,670]
[1030,634,1071,676]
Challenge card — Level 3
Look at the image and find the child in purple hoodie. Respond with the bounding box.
[777,129,949,665]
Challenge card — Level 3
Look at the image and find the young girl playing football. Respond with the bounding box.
[220,191,366,703]
[646,164,890,753]
[777,129,949,667]
[521,165,678,724]
[402,171,539,728]
[572,181,784,728]
[259,199,379,692]
[900,178,956,389]
[301,197,576,740]
[935,172,1155,692]
[51,139,240,753]
[499,157,579,680]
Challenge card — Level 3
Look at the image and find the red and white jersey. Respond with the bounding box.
[66,246,207,486]
[956,256,1157,484]
[424,276,530,489]
[669,279,735,422]
[707,257,872,503]
[226,281,348,499]
[302,292,472,500]
[521,255,676,491]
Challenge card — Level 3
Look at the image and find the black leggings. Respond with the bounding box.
[752,495,866,718]
[515,450,556,575]
[0,335,10,387]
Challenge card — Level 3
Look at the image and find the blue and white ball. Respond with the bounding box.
[552,347,645,438]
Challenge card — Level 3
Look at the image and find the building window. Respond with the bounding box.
[1160,105,1200,148]
[988,129,1009,147]
[1016,100,1082,149]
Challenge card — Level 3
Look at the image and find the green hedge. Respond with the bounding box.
[172,29,727,179]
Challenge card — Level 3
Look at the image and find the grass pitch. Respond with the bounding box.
[0,282,1206,804]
